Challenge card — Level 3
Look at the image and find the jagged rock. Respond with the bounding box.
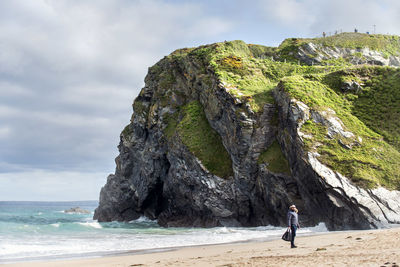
[341,81,362,93]
[296,42,400,67]
[94,38,400,230]
[310,108,355,139]
[274,83,400,228]
[64,207,90,214]
[94,48,296,228]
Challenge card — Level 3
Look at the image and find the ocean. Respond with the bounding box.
[0,201,328,263]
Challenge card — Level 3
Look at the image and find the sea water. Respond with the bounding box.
[0,201,328,263]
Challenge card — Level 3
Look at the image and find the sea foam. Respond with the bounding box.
[77,221,102,229]
[0,201,330,263]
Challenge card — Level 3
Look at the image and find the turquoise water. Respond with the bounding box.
[0,201,327,263]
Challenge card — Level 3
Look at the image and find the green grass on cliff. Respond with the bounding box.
[280,66,400,189]
[322,67,400,150]
[171,101,233,179]
[278,32,400,62]
[313,33,400,53]
[161,34,399,113]
[153,35,400,189]
[205,40,344,112]
[258,141,291,175]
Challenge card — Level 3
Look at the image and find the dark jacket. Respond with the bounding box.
[287,210,299,227]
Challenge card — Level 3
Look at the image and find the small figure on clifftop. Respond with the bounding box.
[323,32,326,37]
[287,205,300,248]
[354,28,358,33]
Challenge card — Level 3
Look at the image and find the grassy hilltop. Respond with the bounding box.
[154,33,400,190]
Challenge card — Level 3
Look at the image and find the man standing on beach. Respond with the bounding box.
[287,205,300,248]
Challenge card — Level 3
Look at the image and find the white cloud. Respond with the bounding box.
[0,170,107,201]
[59,83,135,113]
[257,0,400,36]
[0,105,21,117]
[262,0,315,26]
[0,126,12,139]
[0,0,233,184]
[0,81,33,97]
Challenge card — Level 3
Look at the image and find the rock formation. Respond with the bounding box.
[94,33,400,230]
[65,207,91,214]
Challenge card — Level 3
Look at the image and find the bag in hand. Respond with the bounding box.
[282,228,292,242]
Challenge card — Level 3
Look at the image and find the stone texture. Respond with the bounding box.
[94,45,400,231]
[64,207,91,214]
[273,83,400,229]
[296,42,400,67]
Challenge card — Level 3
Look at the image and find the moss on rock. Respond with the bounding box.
[281,67,400,190]
[164,101,233,179]
[151,35,400,189]
[278,33,400,60]
[258,141,291,174]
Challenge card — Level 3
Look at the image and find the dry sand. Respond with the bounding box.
[3,227,400,267]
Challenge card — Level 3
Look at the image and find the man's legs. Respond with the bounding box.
[290,224,297,248]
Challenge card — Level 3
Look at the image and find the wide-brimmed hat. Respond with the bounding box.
[289,204,296,209]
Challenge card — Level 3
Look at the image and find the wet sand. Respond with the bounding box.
[4,227,400,267]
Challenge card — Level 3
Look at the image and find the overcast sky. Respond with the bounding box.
[1,0,399,201]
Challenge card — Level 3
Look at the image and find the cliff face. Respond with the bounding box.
[94,33,400,230]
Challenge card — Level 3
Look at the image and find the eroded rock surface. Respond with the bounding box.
[65,207,90,214]
[296,42,400,66]
[94,39,400,230]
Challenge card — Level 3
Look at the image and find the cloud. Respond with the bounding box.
[0,126,11,139]
[256,0,400,36]
[0,0,232,176]
[0,170,107,201]
[261,0,315,26]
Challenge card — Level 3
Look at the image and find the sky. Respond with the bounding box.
[1,0,400,201]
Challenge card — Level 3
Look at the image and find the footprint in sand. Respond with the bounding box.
[381,262,399,267]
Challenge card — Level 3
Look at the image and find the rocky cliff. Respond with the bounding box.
[94,33,400,230]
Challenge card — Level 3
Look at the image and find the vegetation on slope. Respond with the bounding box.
[322,67,400,150]
[204,38,400,189]
[258,141,291,175]
[161,33,400,113]
[281,67,400,189]
[154,34,400,189]
[279,32,400,62]
[194,40,345,112]
[164,101,233,179]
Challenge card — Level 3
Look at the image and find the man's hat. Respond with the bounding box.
[289,204,296,209]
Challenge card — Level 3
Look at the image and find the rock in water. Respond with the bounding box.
[65,207,90,214]
[94,34,400,230]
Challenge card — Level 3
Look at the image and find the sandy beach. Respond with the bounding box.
[3,227,400,267]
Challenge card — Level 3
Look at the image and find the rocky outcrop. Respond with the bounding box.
[273,84,400,229]
[64,207,90,214]
[94,50,303,228]
[296,42,400,66]
[94,39,400,230]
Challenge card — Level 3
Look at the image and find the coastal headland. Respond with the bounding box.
[95,33,400,230]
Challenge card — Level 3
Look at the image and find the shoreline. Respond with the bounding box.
[0,232,287,264]
[3,227,400,266]
[1,226,334,264]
